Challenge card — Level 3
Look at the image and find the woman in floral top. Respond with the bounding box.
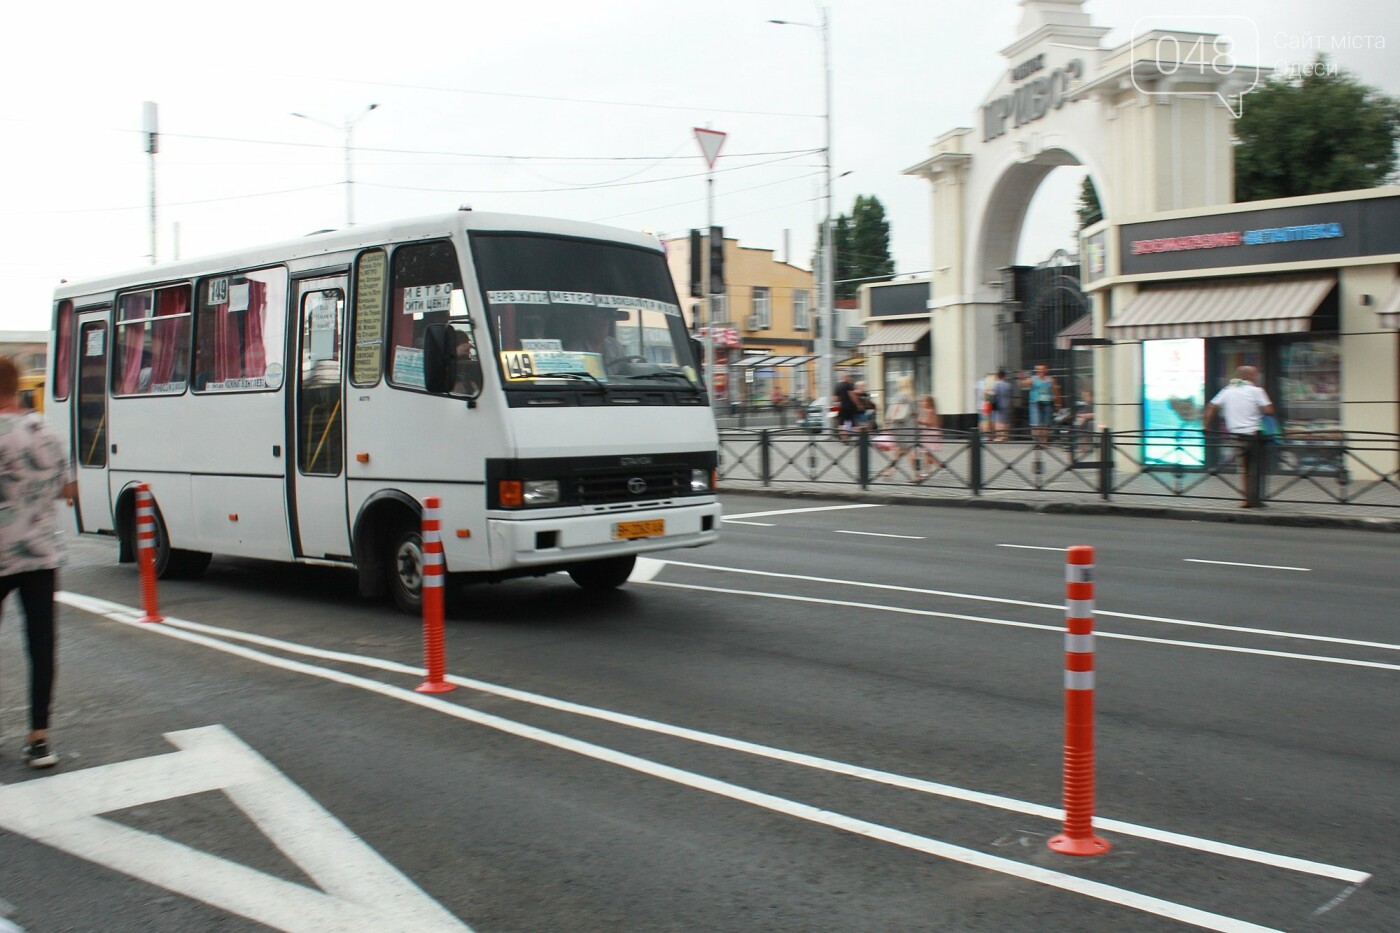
[0,356,75,768]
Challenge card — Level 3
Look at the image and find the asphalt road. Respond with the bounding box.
[0,495,1395,932]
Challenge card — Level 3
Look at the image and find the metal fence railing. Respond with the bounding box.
[718,425,1400,510]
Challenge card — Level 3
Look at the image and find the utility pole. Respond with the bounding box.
[143,101,158,264]
[291,104,379,227]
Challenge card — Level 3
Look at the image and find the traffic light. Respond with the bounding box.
[709,226,724,294]
[688,229,702,298]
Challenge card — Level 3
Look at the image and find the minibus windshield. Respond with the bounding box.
[471,233,700,388]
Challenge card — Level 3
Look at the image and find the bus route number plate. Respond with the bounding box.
[613,519,664,540]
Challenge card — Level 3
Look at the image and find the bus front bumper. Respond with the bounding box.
[487,500,721,568]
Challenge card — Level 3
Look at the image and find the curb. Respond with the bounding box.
[718,483,1400,533]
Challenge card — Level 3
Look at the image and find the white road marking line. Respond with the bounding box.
[54,593,1316,932]
[722,520,776,526]
[55,592,1373,888]
[834,530,926,540]
[997,544,1066,551]
[645,578,1400,672]
[721,503,885,520]
[0,724,468,932]
[655,559,1400,655]
[1185,559,1311,572]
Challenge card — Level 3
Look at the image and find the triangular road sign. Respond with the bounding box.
[0,726,468,932]
[694,127,727,169]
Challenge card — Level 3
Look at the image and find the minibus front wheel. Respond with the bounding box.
[386,522,424,616]
[567,555,636,590]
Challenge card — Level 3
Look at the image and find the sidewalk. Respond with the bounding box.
[718,475,1400,534]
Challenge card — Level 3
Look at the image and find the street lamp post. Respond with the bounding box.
[770,5,835,399]
[291,103,379,227]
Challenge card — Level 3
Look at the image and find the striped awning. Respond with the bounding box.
[1054,314,1093,350]
[732,354,817,368]
[1377,281,1400,329]
[1106,274,1335,340]
[855,320,930,353]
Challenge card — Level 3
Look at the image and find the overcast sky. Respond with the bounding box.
[2,0,1396,333]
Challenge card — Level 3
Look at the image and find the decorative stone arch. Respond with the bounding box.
[902,0,1260,419]
[974,145,1099,291]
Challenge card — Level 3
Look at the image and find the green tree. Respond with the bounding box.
[1234,58,1400,201]
[817,195,895,299]
[1075,176,1103,230]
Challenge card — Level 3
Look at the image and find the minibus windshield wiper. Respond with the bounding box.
[534,371,609,393]
[626,370,700,391]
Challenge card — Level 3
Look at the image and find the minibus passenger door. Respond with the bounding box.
[74,313,114,532]
[290,276,352,560]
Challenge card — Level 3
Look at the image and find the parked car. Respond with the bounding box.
[799,399,837,435]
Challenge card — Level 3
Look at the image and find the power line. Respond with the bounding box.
[323,75,822,120]
[362,151,816,195]
[0,183,340,217]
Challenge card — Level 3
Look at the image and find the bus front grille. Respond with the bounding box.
[577,468,688,505]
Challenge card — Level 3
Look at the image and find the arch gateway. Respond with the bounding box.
[892,0,1400,449]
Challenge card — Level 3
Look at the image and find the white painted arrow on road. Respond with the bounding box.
[0,725,468,932]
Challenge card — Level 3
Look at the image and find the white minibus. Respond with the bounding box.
[49,210,720,612]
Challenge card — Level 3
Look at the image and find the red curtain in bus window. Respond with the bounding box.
[151,286,189,387]
[117,321,146,394]
[213,296,237,381]
[54,301,73,398]
[244,280,267,376]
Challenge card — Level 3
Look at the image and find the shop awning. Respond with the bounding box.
[1054,314,1094,350]
[732,354,818,368]
[1377,281,1400,329]
[855,320,930,353]
[1106,274,1335,340]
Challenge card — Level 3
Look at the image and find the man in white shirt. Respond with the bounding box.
[1201,365,1275,508]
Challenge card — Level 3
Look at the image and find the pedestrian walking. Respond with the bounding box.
[914,395,944,481]
[979,372,996,437]
[0,356,75,769]
[1201,365,1275,508]
[991,370,1012,441]
[833,370,860,442]
[876,376,918,479]
[1024,364,1062,448]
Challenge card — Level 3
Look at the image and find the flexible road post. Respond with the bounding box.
[134,484,164,624]
[1048,544,1110,856]
[416,497,456,694]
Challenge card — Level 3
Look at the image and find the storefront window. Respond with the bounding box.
[1278,338,1340,433]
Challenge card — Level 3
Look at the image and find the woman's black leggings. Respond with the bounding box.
[0,569,56,731]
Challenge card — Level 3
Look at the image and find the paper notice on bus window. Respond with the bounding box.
[500,350,599,380]
[85,329,104,356]
[393,345,426,388]
[353,251,386,382]
[521,339,563,352]
[402,283,453,315]
[595,294,681,317]
[486,290,549,305]
[229,283,250,313]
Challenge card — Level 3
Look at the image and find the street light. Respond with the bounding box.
[770,5,834,399]
[291,103,379,227]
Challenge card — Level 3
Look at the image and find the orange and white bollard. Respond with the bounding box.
[1048,544,1110,856]
[416,497,456,694]
[134,484,164,624]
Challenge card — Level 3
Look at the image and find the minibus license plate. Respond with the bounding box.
[613,519,664,540]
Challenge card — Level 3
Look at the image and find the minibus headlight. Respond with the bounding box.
[690,469,711,493]
[523,479,561,506]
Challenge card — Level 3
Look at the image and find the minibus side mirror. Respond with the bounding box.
[423,323,453,394]
[689,336,705,378]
